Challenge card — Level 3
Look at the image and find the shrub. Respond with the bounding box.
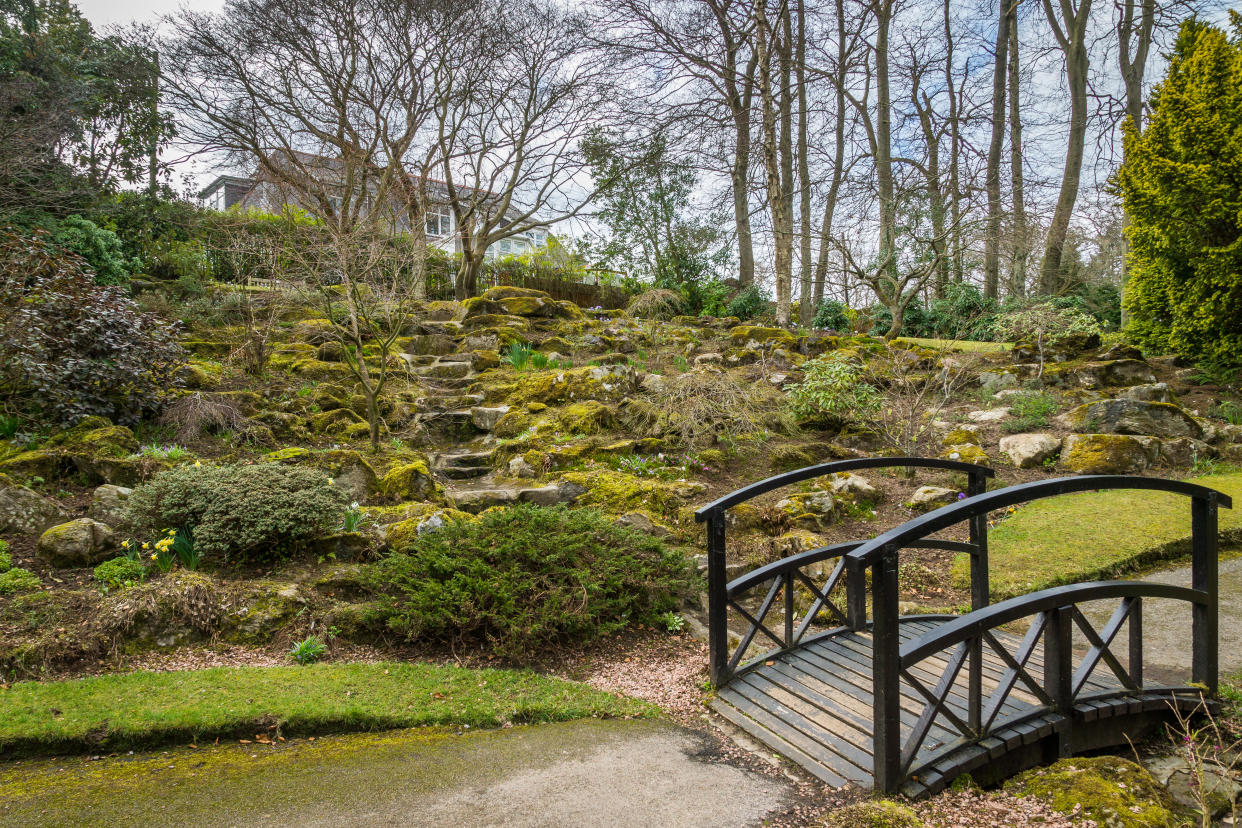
[127,463,349,564]
[49,215,132,285]
[363,504,696,657]
[812,299,851,331]
[990,302,1102,361]
[93,557,147,589]
[785,353,881,426]
[724,284,767,321]
[0,229,185,426]
[0,538,10,572]
[1003,391,1060,433]
[0,567,41,594]
[631,368,793,449]
[627,288,684,320]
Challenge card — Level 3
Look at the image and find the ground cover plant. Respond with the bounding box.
[0,662,654,757]
[364,504,697,658]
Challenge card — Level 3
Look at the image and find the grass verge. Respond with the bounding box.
[0,662,655,759]
[952,470,1242,599]
[895,336,1012,353]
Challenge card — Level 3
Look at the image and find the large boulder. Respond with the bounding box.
[0,479,68,534]
[1118,382,1175,403]
[728,325,798,349]
[1069,359,1158,389]
[377,459,444,503]
[905,486,959,513]
[460,287,583,321]
[1060,399,1202,439]
[88,484,134,527]
[1060,433,1160,474]
[37,518,117,567]
[1006,756,1176,828]
[999,433,1062,469]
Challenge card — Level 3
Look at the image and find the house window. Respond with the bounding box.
[426,207,452,238]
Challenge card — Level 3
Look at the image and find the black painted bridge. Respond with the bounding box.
[695,458,1231,798]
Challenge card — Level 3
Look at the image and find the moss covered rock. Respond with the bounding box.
[176,359,223,389]
[729,325,798,348]
[1005,756,1177,828]
[383,508,477,550]
[558,469,706,520]
[377,459,444,504]
[37,519,117,568]
[1061,398,1202,439]
[941,426,982,446]
[938,443,989,465]
[555,401,615,435]
[0,478,68,534]
[1061,433,1160,474]
[505,365,638,406]
[821,800,924,828]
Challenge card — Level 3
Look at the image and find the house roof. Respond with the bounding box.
[197,175,255,200]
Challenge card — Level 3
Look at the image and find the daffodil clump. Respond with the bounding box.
[119,526,199,574]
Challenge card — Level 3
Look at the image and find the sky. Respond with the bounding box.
[75,0,222,30]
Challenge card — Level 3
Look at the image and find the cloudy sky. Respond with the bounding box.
[76,0,222,29]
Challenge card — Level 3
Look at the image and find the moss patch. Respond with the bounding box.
[953,470,1242,598]
[1004,756,1177,828]
[821,800,924,828]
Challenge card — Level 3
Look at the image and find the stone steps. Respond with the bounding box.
[432,448,496,480]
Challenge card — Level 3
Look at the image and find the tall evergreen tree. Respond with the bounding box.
[1118,15,1242,363]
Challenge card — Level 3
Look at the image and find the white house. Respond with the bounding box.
[199,165,551,260]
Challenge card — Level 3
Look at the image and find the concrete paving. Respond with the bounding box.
[1078,555,1242,684]
[0,719,792,827]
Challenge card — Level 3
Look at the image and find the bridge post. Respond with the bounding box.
[966,471,989,737]
[1191,496,1219,693]
[706,509,730,687]
[872,550,902,793]
[1044,606,1074,758]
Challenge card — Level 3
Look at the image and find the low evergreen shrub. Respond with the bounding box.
[127,463,348,564]
[363,504,696,657]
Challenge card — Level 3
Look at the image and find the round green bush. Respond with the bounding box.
[0,538,11,573]
[127,463,349,564]
[93,556,147,589]
[363,504,697,658]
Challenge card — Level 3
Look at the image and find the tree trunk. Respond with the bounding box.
[730,56,758,288]
[455,246,483,300]
[873,0,898,291]
[795,0,814,327]
[1038,0,1092,295]
[1007,2,1027,297]
[944,0,964,285]
[813,0,850,309]
[983,0,1010,300]
[755,0,794,327]
[1116,0,1153,326]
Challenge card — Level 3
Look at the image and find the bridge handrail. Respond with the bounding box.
[900,580,1207,667]
[845,474,1232,569]
[694,456,994,519]
[697,457,995,686]
[726,538,978,596]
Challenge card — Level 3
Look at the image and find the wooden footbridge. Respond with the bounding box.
[695,458,1232,797]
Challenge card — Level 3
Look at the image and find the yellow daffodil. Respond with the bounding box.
[193,460,202,467]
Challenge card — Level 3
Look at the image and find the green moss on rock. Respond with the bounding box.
[377,460,444,504]
[558,469,706,520]
[729,325,797,348]
[821,800,924,828]
[555,401,615,435]
[938,443,989,465]
[1060,433,1159,474]
[1005,756,1177,828]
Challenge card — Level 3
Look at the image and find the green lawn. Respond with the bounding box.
[0,662,654,758]
[954,470,1242,599]
[896,336,1012,353]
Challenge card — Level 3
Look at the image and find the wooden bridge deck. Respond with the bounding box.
[712,617,1129,793]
